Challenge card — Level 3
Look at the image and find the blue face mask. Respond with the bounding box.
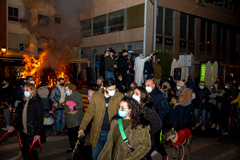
[66,90,71,96]
[141,56,144,59]
[118,109,128,118]
[200,86,204,89]
[24,91,31,98]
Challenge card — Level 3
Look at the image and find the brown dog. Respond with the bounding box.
[166,128,192,160]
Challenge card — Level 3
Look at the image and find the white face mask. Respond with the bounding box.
[145,86,152,93]
[225,85,228,89]
[132,94,140,103]
[177,86,181,90]
[30,80,34,84]
[108,89,116,97]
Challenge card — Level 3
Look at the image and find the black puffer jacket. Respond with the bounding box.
[194,87,210,109]
[142,102,162,135]
[13,94,45,145]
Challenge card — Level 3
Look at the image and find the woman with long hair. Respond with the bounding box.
[98,96,151,160]
[8,83,44,160]
[132,86,168,160]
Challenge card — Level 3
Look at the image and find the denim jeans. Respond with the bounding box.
[55,109,65,132]
[178,104,192,130]
[105,71,114,79]
[92,130,109,160]
[194,108,206,126]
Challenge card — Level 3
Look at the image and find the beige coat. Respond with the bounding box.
[79,89,124,147]
[98,119,151,160]
[179,88,193,105]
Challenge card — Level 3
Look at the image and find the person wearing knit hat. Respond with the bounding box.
[176,80,193,130]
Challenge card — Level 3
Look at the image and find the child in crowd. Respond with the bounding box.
[169,95,179,130]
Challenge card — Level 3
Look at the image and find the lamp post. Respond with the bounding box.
[1,45,6,56]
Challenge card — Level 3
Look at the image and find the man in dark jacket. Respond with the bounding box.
[145,79,169,160]
[50,78,66,135]
[99,50,109,78]
[104,49,116,79]
[193,81,210,131]
[117,49,129,88]
[144,58,154,81]
[0,78,13,131]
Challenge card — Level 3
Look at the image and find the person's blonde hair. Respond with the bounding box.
[161,81,171,90]
[24,83,37,100]
[65,83,76,92]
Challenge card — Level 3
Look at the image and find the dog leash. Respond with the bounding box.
[0,129,41,158]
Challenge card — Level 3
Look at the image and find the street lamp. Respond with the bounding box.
[1,45,6,56]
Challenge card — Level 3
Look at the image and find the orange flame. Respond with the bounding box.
[21,44,70,88]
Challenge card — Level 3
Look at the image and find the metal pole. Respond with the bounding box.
[143,0,148,57]
[153,0,158,62]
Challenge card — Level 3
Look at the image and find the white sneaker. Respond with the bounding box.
[211,123,216,128]
[216,125,220,130]
[2,126,9,131]
[151,150,158,157]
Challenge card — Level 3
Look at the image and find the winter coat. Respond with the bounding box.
[105,55,116,72]
[194,87,210,109]
[116,79,126,93]
[186,81,195,90]
[142,102,162,135]
[232,92,240,108]
[38,86,51,110]
[178,87,193,106]
[150,87,169,119]
[117,55,129,77]
[0,84,13,103]
[79,89,124,147]
[216,93,231,115]
[152,62,162,79]
[99,55,105,78]
[12,94,45,148]
[64,91,84,129]
[209,88,224,105]
[144,61,153,75]
[98,119,151,160]
[50,84,65,109]
[171,128,191,145]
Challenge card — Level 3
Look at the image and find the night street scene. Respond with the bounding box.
[1,0,240,160]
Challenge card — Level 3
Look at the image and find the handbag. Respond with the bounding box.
[118,118,148,160]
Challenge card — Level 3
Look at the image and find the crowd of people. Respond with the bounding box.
[0,49,240,160]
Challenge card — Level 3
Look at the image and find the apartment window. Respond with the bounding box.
[157,6,163,34]
[93,15,106,35]
[81,19,92,37]
[108,10,124,33]
[8,6,18,21]
[127,4,144,29]
[207,21,212,43]
[165,8,173,36]
[38,38,49,52]
[200,20,206,43]
[188,15,195,41]
[8,33,30,51]
[180,13,187,39]
[38,14,49,26]
[54,17,61,24]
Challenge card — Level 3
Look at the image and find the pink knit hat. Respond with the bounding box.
[67,101,76,108]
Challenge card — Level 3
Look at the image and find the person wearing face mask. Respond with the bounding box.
[144,57,154,81]
[98,96,151,160]
[117,50,130,89]
[176,80,193,130]
[26,76,34,84]
[0,78,13,131]
[99,50,109,78]
[50,78,66,135]
[115,73,126,93]
[152,58,162,88]
[78,78,123,160]
[160,81,173,103]
[105,49,117,79]
[8,83,45,160]
[125,82,138,97]
[134,53,153,86]
[193,81,210,131]
[186,76,195,90]
[133,86,167,160]
[63,83,84,153]
[209,82,224,130]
